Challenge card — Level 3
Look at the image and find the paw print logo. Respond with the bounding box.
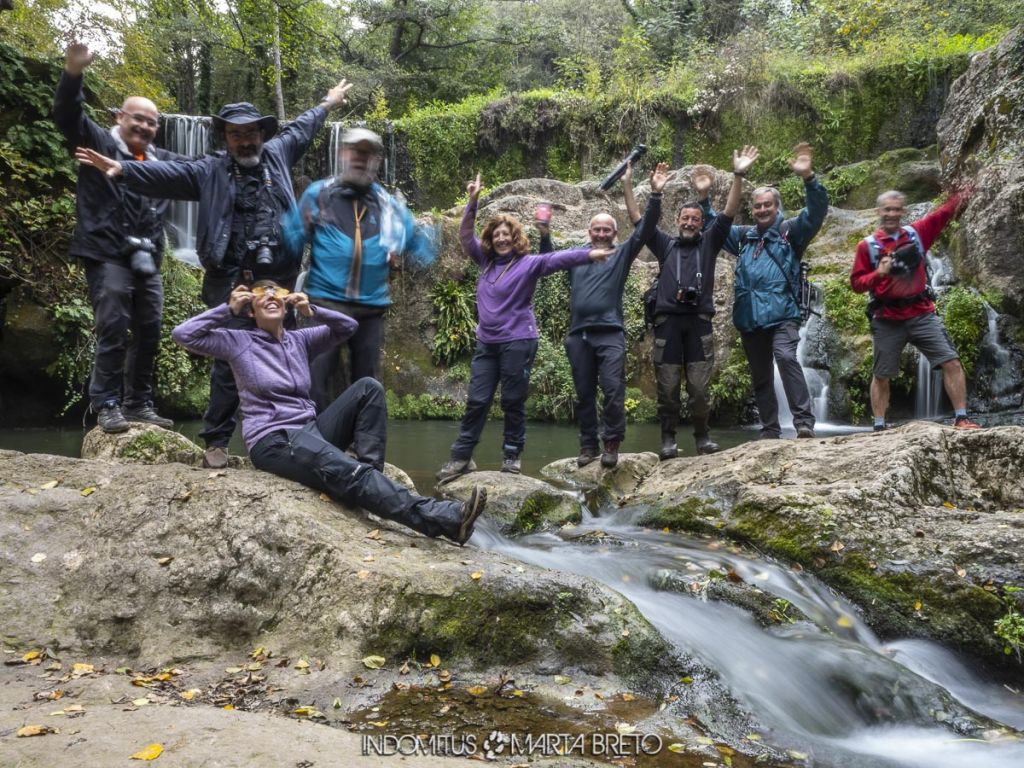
[482,729,510,759]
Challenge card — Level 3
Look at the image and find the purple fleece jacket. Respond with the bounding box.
[461,201,593,343]
[172,304,358,451]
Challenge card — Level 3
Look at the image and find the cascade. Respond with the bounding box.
[158,115,211,267]
[914,248,954,418]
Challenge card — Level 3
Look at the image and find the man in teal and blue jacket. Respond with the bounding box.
[718,143,829,439]
[283,128,436,411]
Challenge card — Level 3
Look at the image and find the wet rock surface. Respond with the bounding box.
[438,469,583,533]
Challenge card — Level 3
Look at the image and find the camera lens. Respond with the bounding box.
[255,245,274,267]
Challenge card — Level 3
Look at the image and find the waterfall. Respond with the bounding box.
[159,115,211,267]
[773,322,830,428]
[913,249,953,418]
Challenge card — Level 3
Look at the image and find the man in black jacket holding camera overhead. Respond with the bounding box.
[644,148,757,459]
[77,77,353,467]
[53,43,185,433]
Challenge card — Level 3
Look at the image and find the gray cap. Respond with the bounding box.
[341,127,384,151]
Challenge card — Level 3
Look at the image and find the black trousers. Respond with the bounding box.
[199,271,295,448]
[450,338,538,460]
[565,329,626,447]
[249,378,463,538]
[307,298,385,413]
[84,259,163,410]
[653,313,715,438]
[740,321,814,436]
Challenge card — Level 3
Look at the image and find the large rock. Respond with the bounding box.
[628,423,1024,675]
[439,470,583,533]
[938,26,1024,317]
[541,452,661,510]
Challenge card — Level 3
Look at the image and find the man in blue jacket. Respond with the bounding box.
[77,79,352,467]
[720,143,828,439]
[282,128,436,410]
[53,43,186,433]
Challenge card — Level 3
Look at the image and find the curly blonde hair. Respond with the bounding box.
[480,214,530,258]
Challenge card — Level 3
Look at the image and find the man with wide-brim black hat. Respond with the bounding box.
[77,78,353,469]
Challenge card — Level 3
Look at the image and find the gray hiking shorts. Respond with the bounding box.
[870,311,959,379]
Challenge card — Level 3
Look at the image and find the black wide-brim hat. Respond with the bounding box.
[211,102,278,141]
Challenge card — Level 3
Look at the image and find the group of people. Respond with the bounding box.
[59,43,980,533]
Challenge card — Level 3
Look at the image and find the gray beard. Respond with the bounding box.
[232,148,263,168]
[340,169,373,190]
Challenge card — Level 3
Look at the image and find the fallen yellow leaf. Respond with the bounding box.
[914,600,923,611]
[223,704,235,710]
[17,724,57,737]
[40,480,59,489]
[362,655,386,669]
[250,647,266,658]
[621,692,635,701]
[293,706,320,717]
[667,743,686,753]
[356,570,370,579]
[369,720,389,727]
[470,571,483,580]
[180,689,199,701]
[132,698,150,707]
[836,615,854,629]
[80,487,96,496]
[130,743,163,761]
[429,654,441,668]
[553,675,571,685]
[294,659,310,670]
[467,685,488,696]
[157,557,173,566]
[22,650,41,662]
[942,501,955,509]
[71,663,94,677]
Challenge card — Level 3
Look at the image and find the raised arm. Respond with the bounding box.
[75,147,205,200]
[725,146,757,219]
[172,302,248,361]
[621,181,663,261]
[459,173,487,266]
[622,161,642,226]
[292,298,360,358]
[784,143,829,248]
[643,162,676,263]
[52,44,105,149]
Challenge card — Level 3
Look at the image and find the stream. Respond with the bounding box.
[471,503,1024,768]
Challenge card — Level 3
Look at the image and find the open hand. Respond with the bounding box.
[733,145,759,175]
[789,142,814,179]
[876,255,893,277]
[691,166,714,198]
[229,285,255,315]
[622,161,633,183]
[75,147,122,177]
[466,172,483,202]
[588,247,614,262]
[649,163,676,194]
[64,43,95,75]
[324,79,354,110]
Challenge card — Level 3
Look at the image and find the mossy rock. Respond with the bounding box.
[540,452,660,511]
[439,471,582,534]
[81,424,204,466]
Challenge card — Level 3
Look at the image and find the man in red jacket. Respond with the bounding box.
[849,190,978,430]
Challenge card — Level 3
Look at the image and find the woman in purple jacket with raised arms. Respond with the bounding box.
[436,175,612,482]
[173,281,486,545]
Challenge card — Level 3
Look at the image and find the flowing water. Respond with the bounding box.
[158,115,211,268]
[471,506,1024,767]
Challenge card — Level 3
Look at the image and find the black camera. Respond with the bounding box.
[888,242,922,276]
[122,236,157,276]
[246,234,278,267]
[676,287,700,304]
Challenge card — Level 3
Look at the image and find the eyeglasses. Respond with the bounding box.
[251,285,289,299]
[119,111,160,128]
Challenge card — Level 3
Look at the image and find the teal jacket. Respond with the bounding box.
[721,177,828,333]
[282,180,436,307]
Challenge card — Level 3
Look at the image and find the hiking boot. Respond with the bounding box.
[796,426,816,439]
[436,457,477,483]
[954,415,981,430]
[501,452,522,474]
[123,402,174,428]
[758,430,781,440]
[600,440,620,469]
[453,486,487,546]
[97,403,130,434]
[695,434,720,455]
[203,446,229,469]
[658,434,677,461]
[577,445,600,467]
[873,423,888,433]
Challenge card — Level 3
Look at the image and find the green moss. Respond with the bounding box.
[515,492,580,533]
[638,498,722,534]
[708,337,752,421]
[611,630,681,693]
[385,391,465,420]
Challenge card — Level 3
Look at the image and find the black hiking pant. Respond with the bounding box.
[249,378,463,538]
[565,329,626,448]
[85,259,163,410]
[450,338,538,460]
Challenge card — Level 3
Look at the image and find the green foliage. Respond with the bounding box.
[995,586,1024,663]
[385,390,465,420]
[155,257,210,415]
[430,277,477,365]
[708,338,752,418]
[937,286,987,377]
[525,336,576,422]
[624,387,657,423]
[47,287,95,414]
[823,277,870,337]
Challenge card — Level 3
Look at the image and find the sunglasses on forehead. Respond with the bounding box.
[251,285,289,298]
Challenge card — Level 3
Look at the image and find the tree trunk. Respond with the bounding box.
[272,4,286,120]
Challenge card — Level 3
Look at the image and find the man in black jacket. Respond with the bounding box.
[77,79,352,468]
[643,148,756,459]
[538,187,660,468]
[53,43,185,433]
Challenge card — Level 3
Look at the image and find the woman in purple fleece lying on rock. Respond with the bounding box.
[436,174,613,482]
